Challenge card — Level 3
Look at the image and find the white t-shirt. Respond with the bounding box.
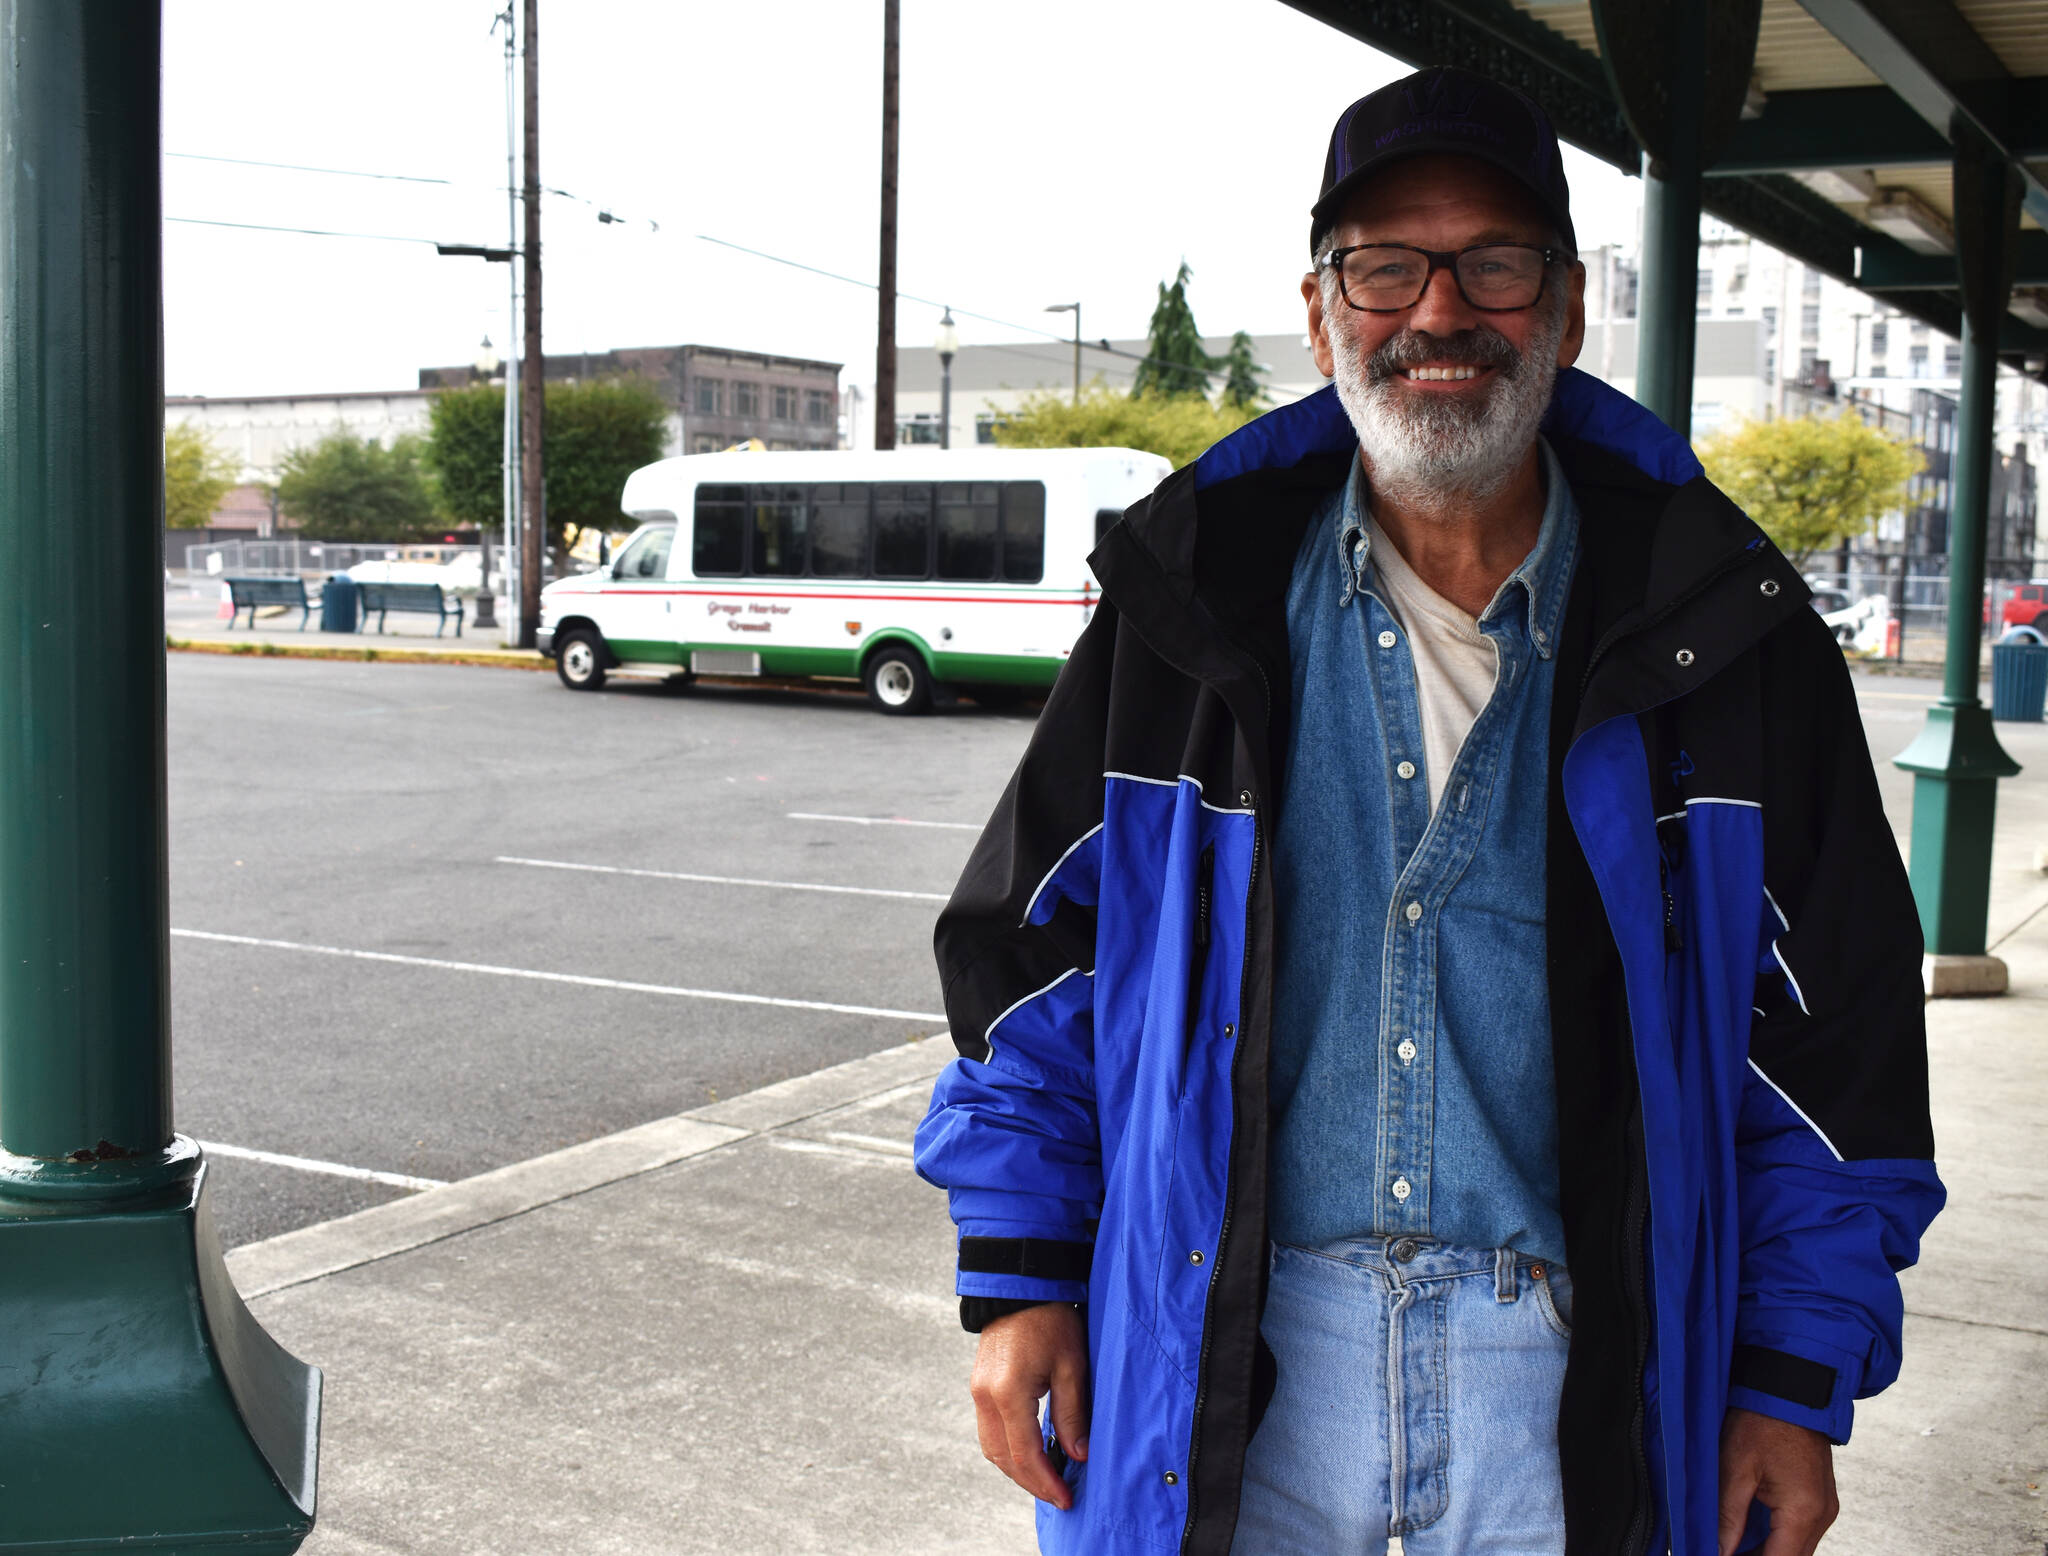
[1366,524,1499,815]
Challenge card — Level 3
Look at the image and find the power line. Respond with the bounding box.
[166,151,457,185]
[165,216,455,245]
[692,232,1244,389]
[167,151,653,226]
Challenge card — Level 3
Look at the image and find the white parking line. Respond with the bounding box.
[787,811,980,832]
[495,855,947,903]
[170,928,947,1023]
[197,1139,446,1192]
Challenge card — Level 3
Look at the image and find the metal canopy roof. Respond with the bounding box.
[1283,0,2048,381]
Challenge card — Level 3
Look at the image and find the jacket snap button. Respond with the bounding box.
[1760,579,1780,597]
[1223,1023,1235,1038]
[1238,788,1254,808]
[1675,648,1696,667]
[1163,1471,1180,1486]
[1188,1249,1204,1265]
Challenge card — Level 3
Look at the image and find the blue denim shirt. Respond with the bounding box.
[1268,441,1579,1265]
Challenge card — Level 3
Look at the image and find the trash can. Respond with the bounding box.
[1990,640,2048,721]
[320,572,360,633]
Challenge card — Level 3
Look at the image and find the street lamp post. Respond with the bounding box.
[1046,301,1080,403]
[936,308,958,451]
[472,336,501,630]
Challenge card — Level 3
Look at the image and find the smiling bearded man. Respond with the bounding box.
[916,66,1942,1556]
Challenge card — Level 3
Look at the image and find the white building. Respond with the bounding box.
[866,332,1329,451]
[165,388,437,533]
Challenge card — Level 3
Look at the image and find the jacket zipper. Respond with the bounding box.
[1577,557,1756,1556]
[1180,814,1259,1553]
[1184,844,1216,1072]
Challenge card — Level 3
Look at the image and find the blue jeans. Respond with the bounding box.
[1232,1238,1573,1555]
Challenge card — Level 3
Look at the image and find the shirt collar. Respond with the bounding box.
[1334,436,1579,660]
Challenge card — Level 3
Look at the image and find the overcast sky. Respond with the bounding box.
[162,0,1647,399]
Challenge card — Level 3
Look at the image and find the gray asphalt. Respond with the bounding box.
[168,653,1035,1246]
[172,649,2048,1251]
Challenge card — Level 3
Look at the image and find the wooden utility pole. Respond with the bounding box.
[519,0,543,647]
[874,0,898,450]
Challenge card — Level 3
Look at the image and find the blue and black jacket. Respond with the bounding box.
[914,369,1944,1556]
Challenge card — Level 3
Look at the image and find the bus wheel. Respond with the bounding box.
[556,628,608,691]
[864,646,932,714]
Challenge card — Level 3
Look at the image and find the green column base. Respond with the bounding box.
[0,1146,319,1554]
[1895,702,2020,958]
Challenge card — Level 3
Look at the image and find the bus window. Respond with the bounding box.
[873,483,932,578]
[1095,507,1124,545]
[694,485,746,575]
[809,484,868,577]
[936,482,999,580]
[614,525,673,580]
[1002,482,1046,583]
[749,485,808,577]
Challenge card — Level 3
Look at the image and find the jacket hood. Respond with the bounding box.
[1190,367,1704,494]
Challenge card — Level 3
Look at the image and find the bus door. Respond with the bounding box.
[602,524,676,661]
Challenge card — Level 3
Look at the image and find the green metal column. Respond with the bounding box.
[1894,120,2023,965]
[0,4,320,1548]
[1636,136,1704,430]
[1590,0,1761,436]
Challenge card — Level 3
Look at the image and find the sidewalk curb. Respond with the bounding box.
[169,635,553,671]
[224,1034,954,1300]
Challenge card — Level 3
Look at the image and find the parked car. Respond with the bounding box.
[1999,581,2048,636]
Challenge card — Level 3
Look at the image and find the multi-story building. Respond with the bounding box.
[418,343,843,455]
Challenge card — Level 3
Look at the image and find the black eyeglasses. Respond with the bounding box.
[1318,242,1569,313]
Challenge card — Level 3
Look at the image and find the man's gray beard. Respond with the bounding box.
[1328,302,1565,517]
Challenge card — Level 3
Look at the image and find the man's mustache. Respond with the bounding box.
[1363,328,1522,385]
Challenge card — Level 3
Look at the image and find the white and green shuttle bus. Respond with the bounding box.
[537,445,1170,712]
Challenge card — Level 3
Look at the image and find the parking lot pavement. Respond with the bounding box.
[168,651,1034,1246]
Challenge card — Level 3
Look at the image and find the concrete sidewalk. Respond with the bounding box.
[232,951,2046,1555]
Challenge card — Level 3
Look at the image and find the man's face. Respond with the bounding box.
[1302,154,1587,504]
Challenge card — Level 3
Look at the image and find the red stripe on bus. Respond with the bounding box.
[594,587,1091,606]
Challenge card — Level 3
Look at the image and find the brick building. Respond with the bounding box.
[419,343,843,455]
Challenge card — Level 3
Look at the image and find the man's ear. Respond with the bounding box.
[1303,273,1336,379]
[1557,261,1587,370]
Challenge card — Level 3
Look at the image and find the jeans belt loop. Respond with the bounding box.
[1495,1246,1517,1304]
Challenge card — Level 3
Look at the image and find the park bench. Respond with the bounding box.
[224,576,312,630]
[358,580,465,637]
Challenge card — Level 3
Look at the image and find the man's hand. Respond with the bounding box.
[1719,1407,1838,1556]
[969,1303,1089,1510]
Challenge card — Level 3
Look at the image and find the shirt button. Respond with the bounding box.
[1377,629,1397,649]
[1396,760,1416,780]
[1404,901,1422,924]
[1391,1176,1412,1202]
[1397,1038,1417,1063]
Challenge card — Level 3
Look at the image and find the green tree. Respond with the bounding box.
[275,430,439,542]
[541,377,671,550]
[1220,330,1268,411]
[990,384,1261,469]
[1132,261,1220,399]
[163,422,239,529]
[423,382,506,531]
[423,376,670,550]
[1697,411,1922,568]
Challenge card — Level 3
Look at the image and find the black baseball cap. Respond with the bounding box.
[1311,67,1576,257]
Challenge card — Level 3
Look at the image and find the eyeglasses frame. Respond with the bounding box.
[1316,241,1573,314]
